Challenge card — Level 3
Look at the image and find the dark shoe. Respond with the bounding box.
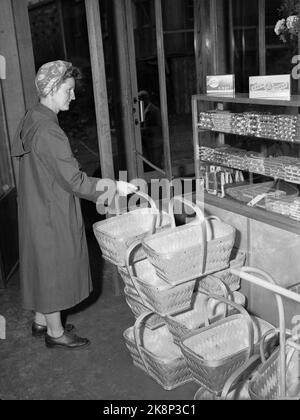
[32,322,75,338]
[45,331,90,350]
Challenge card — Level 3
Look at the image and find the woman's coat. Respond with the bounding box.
[11,103,102,313]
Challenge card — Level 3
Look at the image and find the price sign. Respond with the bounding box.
[249,75,291,100]
[206,75,235,96]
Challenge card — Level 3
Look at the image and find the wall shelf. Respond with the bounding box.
[192,93,300,233]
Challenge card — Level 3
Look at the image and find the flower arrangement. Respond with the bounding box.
[275,0,300,42]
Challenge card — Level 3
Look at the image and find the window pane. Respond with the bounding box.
[232,0,259,92]
[266,0,298,92]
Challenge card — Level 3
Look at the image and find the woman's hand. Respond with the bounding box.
[116,181,137,196]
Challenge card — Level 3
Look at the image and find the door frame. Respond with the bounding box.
[115,0,173,182]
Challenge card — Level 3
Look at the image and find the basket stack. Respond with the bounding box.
[142,197,236,285]
[93,193,244,391]
[123,312,193,390]
[179,294,275,396]
[248,338,300,400]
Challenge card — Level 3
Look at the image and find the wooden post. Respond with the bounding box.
[194,0,212,96]
[154,0,172,181]
[56,0,68,61]
[228,0,235,74]
[0,0,28,183]
[258,0,266,75]
[85,0,115,180]
[210,0,227,75]
[11,0,37,110]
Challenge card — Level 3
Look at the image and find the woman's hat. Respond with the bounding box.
[35,60,72,97]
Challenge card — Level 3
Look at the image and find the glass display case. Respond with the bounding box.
[192,93,300,234]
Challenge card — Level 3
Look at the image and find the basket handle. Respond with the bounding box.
[220,354,261,400]
[259,329,281,363]
[125,241,148,307]
[119,189,159,233]
[133,311,160,380]
[203,293,255,360]
[168,196,205,228]
[199,276,234,319]
[238,267,287,397]
[168,196,209,274]
[134,190,160,233]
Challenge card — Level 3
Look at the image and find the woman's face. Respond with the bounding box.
[51,77,76,112]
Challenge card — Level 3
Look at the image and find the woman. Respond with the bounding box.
[11,61,134,349]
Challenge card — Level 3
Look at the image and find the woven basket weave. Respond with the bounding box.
[142,197,236,285]
[198,251,246,295]
[123,312,193,390]
[124,288,164,330]
[93,191,171,267]
[165,290,246,345]
[179,294,275,395]
[119,241,196,315]
[249,332,300,400]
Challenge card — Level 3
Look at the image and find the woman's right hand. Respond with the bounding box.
[116,181,137,196]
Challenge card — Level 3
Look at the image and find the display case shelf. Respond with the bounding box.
[196,127,300,145]
[192,93,300,232]
[194,93,300,107]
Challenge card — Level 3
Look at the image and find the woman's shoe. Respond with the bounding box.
[32,322,75,338]
[45,331,90,349]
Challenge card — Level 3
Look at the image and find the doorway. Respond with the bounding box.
[116,0,196,183]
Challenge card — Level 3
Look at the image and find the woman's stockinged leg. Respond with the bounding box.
[35,312,47,326]
[44,312,64,338]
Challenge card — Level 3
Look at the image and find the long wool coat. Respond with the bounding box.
[11,103,101,313]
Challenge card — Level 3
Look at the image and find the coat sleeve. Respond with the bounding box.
[34,124,114,203]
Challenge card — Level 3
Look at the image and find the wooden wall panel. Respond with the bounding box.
[248,220,300,328]
[85,0,115,180]
[0,0,26,152]
[12,0,37,110]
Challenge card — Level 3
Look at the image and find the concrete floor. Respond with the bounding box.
[0,202,200,401]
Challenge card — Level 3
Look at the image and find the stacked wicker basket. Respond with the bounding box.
[93,192,281,398]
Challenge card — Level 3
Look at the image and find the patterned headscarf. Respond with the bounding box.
[35,60,72,97]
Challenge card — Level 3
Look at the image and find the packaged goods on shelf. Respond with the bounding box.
[288,198,300,221]
[247,152,265,175]
[197,110,300,142]
[225,181,298,208]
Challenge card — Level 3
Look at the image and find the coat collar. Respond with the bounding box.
[35,102,59,123]
[11,103,59,158]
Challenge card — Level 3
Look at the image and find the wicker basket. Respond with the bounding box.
[249,332,300,400]
[179,294,275,395]
[198,251,246,294]
[93,191,171,267]
[164,290,246,345]
[119,241,196,315]
[124,288,164,330]
[142,197,236,285]
[123,312,193,390]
